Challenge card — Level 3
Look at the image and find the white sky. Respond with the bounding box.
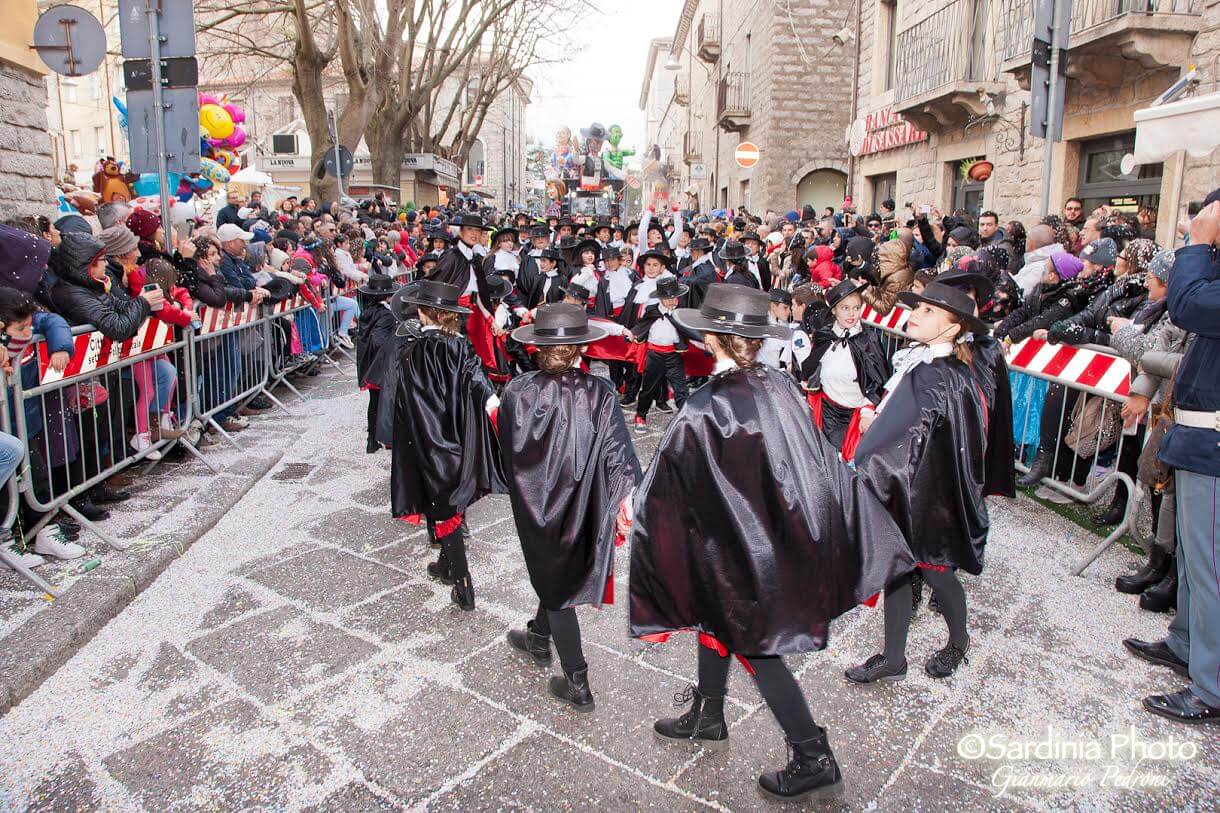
[526,0,684,162]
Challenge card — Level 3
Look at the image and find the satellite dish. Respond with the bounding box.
[33,4,107,77]
[848,118,867,157]
[1120,153,1138,176]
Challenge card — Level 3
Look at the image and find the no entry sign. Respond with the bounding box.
[734,142,760,168]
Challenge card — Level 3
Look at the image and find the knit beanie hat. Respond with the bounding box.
[99,224,139,257]
[1147,249,1175,283]
[1050,252,1084,281]
[126,208,160,241]
[1120,238,1159,275]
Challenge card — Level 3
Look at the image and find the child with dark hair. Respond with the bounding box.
[354,273,397,453]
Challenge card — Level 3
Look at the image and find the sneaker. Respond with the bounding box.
[845,654,908,684]
[1033,485,1074,504]
[335,333,354,350]
[33,527,85,560]
[158,414,185,439]
[656,401,674,414]
[634,415,647,434]
[221,416,249,432]
[0,548,45,570]
[925,643,969,678]
[131,432,162,461]
[184,419,204,446]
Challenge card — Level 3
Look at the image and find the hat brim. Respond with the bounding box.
[392,283,472,317]
[895,291,986,335]
[511,321,610,346]
[357,284,396,298]
[655,283,691,299]
[671,308,791,340]
[826,281,869,309]
[937,271,995,304]
[636,250,674,268]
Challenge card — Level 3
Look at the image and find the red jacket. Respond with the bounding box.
[808,246,842,290]
[127,266,195,328]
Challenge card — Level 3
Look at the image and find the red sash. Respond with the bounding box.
[805,390,866,461]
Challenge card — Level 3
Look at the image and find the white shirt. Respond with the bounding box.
[819,324,872,409]
[876,342,953,413]
[647,304,680,346]
[571,265,600,290]
[456,241,481,294]
[633,272,675,309]
[493,248,519,273]
[606,266,633,308]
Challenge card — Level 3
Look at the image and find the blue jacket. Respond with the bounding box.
[1158,244,1220,476]
[14,311,74,439]
[219,249,255,291]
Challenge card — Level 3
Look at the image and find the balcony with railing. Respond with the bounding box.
[716,71,752,132]
[999,0,1202,85]
[697,14,721,63]
[673,73,690,106]
[893,0,1006,131]
[683,131,702,162]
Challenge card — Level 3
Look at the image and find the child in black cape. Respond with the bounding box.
[629,284,912,801]
[354,272,398,453]
[846,281,991,684]
[801,280,891,460]
[500,303,642,710]
[629,268,697,432]
[388,279,507,611]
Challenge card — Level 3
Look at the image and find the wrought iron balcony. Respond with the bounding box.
[683,131,702,162]
[893,0,1006,131]
[697,14,721,63]
[717,71,751,132]
[999,0,1202,85]
[673,74,690,106]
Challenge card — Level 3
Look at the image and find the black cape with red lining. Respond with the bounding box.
[852,355,990,575]
[390,330,507,521]
[355,304,397,390]
[971,335,1016,498]
[802,324,891,403]
[628,365,913,656]
[500,370,642,610]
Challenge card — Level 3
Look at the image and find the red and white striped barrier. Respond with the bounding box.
[197,302,259,335]
[1006,337,1131,398]
[269,294,307,315]
[861,304,910,333]
[37,319,175,384]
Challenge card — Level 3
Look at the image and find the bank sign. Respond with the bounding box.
[856,107,927,156]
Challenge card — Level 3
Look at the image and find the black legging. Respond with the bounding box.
[366,390,380,441]
[532,603,586,674]
[883,569,969,664]
[440,529,469,580]
[696,645,819,742]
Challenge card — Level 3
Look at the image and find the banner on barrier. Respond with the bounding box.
[197,302,259,335]
[861,303,910,332]
[269,294,308,315]
[1005,337,1131,397]
[37,320,175,384]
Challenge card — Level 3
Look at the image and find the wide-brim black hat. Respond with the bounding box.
[357,272,396,298]
[897,281,986,336]
[511,302,609,346]
[740,231,763,244]
[580,123,608,141]
[600,245,622,262]
[490,227,519,245]
[538,246,564,263]
[769,287,793,306]
[560,281,593,301]
[483,275,513,300]
[689,237,714,253]
[637,249,674,268]
[717,240,749,261]
[654,277,689,299]
[574,238,602,259]
[825,279,868,309]
[427,229,454,244]
[451,213,493,230]
[528,225,551,238]
[393,279,472,316]
[673,283,791,340]
[937,267,995,304]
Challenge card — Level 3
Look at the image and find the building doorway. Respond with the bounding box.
[950,157,987,220]
[796,169,846,216]
[869,172,897,213]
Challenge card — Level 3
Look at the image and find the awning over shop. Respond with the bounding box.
[1133,91,1220,164]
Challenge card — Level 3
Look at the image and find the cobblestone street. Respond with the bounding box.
[0,362,1215,812]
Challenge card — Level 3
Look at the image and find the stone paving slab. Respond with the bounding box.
[0,377,1213,812]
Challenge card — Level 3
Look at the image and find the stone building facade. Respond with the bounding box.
[641,0,857,214]
[0,1,56,220]
[849,0,1220,247]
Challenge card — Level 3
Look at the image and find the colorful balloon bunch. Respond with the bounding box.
[197,93,247,186]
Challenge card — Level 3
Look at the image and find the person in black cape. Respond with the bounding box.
[846,281,991,684]
[388,279,507,611]
[801,280,891,459]
[500,304,642,711]
[629,284,912,801]
[354,272,398,453]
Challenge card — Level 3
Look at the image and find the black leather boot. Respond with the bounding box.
[1140,562,1177,613]
[1017,448,1051,487]
[69,496,109,522]
[1116,545,1170,595]
[758,727,844,800]
[506,621,552,665]
[426,548,453,584]
[1093,488,1128,527]
[451,575,475,611]
[548,667,594,712]
[653,685,728,746]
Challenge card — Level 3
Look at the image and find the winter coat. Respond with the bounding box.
[861,240,913,314]
[219,248,257,292]
[126,266,195,328]
[807,246,841,290]
[994,271,1112,344]
[175,254,249,307]
[15,311,78,467]
[1049,276,1148,347]
[1111,306,1188,405]
[47,232,151,341]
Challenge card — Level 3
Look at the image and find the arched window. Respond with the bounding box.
[796,169,847,213]
[466,139,486,185]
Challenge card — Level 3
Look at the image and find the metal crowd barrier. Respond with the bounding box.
[263,292,320,403]
[194,300,275,452]
[859,305,1139,576]
[0,373,57,596]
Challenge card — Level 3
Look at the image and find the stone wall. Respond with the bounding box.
[0,61,56,220]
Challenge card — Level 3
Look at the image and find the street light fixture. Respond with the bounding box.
[663,54,681,71]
